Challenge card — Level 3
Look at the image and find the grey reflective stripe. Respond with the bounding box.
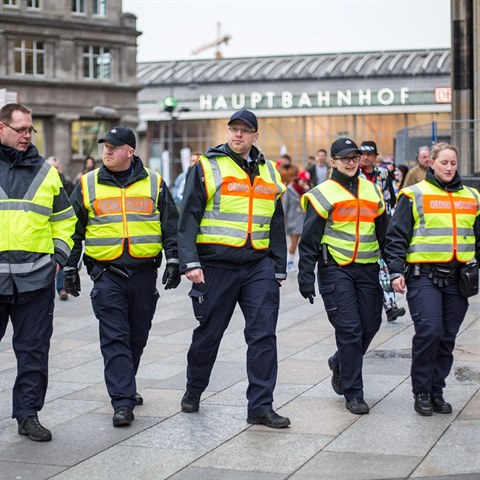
[148,169,158,200]
[0,254,52,274]
[325,227,356,243]
[86,171,97,213]
[89,215,123,225]
[359,234,378,243]
[310,188,333,213]
[264,160,284,194]
[457,227,475,237]
[458,244,476,252]
[126,213,160,223]
[186,262,202,269]
[410,185,426,228]
[23,162,51,200]
[166,258,179,265]
[251,230,269,240]
[355,250,380,259]
[129,235,162,244]
[0,201,51,216]
[414,226,453,237]
[203,210,249,223]
[85,237,122,246]
[209,158,223,211]
[0,186,7,199]
[199,225,246,239]
[50,208,76,222]
[251,215,272,225]
[465,186,480,208]
[408,244,452,253]
[54,239,71,257]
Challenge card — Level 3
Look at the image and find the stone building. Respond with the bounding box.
[0,0,140,179]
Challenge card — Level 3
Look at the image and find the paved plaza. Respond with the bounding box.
[1,267,479,480]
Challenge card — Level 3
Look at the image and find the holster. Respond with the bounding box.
[459,262,479,298]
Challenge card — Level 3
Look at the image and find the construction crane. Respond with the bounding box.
[191,22,231,59]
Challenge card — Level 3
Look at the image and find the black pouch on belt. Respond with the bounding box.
[458,262,479,298]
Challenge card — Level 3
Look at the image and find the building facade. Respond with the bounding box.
[137,49,453,183]
[0,0,140,179]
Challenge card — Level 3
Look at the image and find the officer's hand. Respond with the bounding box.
[300,290,315,304]
[64,267,81,297]
[162,264,181,290]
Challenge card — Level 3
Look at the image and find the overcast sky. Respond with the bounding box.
[122,0,451,63]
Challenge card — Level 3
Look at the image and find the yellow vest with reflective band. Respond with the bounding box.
[0,163,75,257]
[400,180,480,263]
[301,177,385,265]
[197,155,286,249]
[81,168,163,261]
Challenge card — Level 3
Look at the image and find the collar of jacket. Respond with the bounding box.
[0,142,42,167]
[331,165,360,187]
[97,155,148,187]
[426,167,463,193]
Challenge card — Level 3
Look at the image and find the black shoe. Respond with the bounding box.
[387,306,406,322]
[18,415,52,442]
[414,392,433,416]
[345,398,370,415]
[133,392,143,406]
[112,406,134,427]
[181,391,201,413]
[246,410,290,429]
[432,396,452,414]
[328,356,344,395]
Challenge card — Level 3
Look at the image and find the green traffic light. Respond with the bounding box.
[163,96,177,111]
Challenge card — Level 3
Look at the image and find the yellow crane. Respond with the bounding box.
[191,22,231,59]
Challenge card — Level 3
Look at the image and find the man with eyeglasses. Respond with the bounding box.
[298,138,388,415]
[0,103,76,441]
[178,109,290,428]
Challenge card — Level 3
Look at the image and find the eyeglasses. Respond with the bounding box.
[2,122,37,135]
[334,155,361,165]
[228,126,256,135]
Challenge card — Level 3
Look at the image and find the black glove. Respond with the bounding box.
[64,267,81,297]
[162,264,181,290]
[300,290,316,304]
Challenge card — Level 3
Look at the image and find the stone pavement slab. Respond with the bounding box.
[0,267,478,480]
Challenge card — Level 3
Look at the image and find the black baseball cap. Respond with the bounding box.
[98,126,136,149]
[228,109,258,131]
[331,138,361,158]
[360,141,378,155]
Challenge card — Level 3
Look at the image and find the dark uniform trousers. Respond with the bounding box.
[186,256,280,416]
[90,266,159,409]
[0,284,55,421]
[319,262,383,401]
[406,274,468,397]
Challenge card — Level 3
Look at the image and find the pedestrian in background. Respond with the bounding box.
[74,155,96,185]
[283,170,312,272]
[360,140,406,322]
[172,151,201,208]
[307,148,329,185]
[384,142,480,416]
[0,103,76,441]
[404,145,431,187]
[178,109,290,429]
[298,138,388,415]
[64,126,180,427]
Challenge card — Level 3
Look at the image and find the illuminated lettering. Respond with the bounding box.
[199,94,212,110]
[337,90,352,106]
[251,92,262,108]
[298,92,312,108]
[231,93,246,109]
[281,91,293,108]
[377,88,395,106]
[358,89,372,106]
[214,95,228,109]
[265,91,276,108]
[317,90,331,107]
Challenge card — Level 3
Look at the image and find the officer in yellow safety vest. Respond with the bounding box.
[298,138,388,415]
[178,109,290,429]
[0,103,76,442]
[64,126,180,427]
[384,142,480,417]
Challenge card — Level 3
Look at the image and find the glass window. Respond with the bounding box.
[71,0,85,13]
[82,46,111,79]
[71,120,105,158]
[27,0,41,9]
[3,0,18,6]
[14,39,45,76]
[92,0,106,16]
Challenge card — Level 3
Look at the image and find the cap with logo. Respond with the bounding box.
[330,138,361,158]
[228,109,258,131]
[98,126,136,149]
[360,140,378,155]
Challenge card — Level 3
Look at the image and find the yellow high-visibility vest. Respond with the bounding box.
[197,156,285,249]
[302,177,385,265]
[81,168,163,261]
[0,163,76,273]
[400,180,480,263]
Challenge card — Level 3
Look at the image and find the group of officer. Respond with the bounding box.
[1,103,478,443]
